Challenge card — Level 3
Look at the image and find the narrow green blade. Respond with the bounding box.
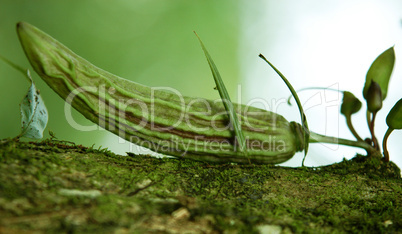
[195,32,246,153]
[259,54,310,162]
[0,54,30,81]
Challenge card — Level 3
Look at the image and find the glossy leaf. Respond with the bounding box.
[340,91,362,117]
[386,98,402,130]
[20,70,48,138]
[363,47,395,100]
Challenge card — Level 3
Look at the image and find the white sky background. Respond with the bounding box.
[240,0,402,168]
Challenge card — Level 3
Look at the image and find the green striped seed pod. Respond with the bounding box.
[17,21,305,164]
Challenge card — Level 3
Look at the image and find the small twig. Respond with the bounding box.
[127,178,162,197]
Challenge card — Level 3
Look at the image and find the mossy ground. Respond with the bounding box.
[0,139,400,233]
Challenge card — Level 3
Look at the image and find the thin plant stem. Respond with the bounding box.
[287,87,344,105]
[382,128,393,162]
[366,110,371,134]
[345,115,364,142]
[309,131,373,152]
[258,54,310,166]
[369,112,379,150]
[0,55,31,82]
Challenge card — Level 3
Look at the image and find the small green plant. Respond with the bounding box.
[197,40,401,164]
[0,55,48,140]
[286,47,401,162]
[340,47,400,161]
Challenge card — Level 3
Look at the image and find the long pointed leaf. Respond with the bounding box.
[195,32,246,153]
[259,54,310,162]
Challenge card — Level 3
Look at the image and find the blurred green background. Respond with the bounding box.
[1,0,401,169]
[0,0,242,148]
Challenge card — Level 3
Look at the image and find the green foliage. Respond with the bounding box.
[366,81,383,113]
[291,46,400,162]
[363,47,395,100]
[340,91,362,117]
[386,98,402,130]
[383,98,402,161]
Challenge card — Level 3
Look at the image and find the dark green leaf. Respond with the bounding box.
[366,81,383,113]
[386,98,402,130]
[340,91,362,116]
[363,47,395,100]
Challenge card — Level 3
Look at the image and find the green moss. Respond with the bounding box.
[0,139,400,233]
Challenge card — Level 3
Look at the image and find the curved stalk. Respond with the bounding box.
[369,112,380,150]
[259,54,310,166]
[286,87,343,105]
[309,131,373,152]
[345,115,364,142]
[366,110,371,133]
[0,54,31,82]
[382,128,393,162]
